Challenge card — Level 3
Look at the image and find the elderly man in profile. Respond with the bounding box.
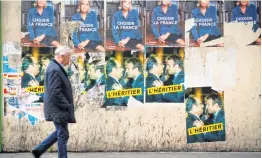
[31,46,76,158]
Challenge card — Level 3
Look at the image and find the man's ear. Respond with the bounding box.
[112,67,117,73]
[134,67,139,72]
[214,103,219,108]
[28,64,34,69]
[95,69,101,74]
[152,64,157,70]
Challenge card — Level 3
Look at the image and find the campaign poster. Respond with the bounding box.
[185,0,224,47]
[145,47,184,103]
[21,0,62,47]
[3,74,21,97]
[69,52,106,108]
[20,47,54,115]
[106,0,145,52]
[146,0,185,47]
[185,87,226,143]
[4,96,43,126]
[103,51,145,107]
[224,0,261,46]
[63,0,105,52]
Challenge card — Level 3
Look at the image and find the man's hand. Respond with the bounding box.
[193,120,204,127]
[153,80,163,87]
[78,40,90,50]
[28,80,39,87]
[112,83,123,90]
[197,34,209,44]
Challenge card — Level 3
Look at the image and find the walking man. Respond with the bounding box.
[31,46,76,158]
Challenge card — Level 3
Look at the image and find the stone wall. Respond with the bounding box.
[1,1,260,152]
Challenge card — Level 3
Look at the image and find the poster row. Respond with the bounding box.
[21,0,261,50]
[3,47,225,143]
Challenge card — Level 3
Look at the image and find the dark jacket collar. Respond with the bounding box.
[52,59,68,77]
[108,75,120,83]
[173,70,184,82]
[187,112,201,121]
[133,73,143,85]
[176,70,184,76]
[148,72,160,80]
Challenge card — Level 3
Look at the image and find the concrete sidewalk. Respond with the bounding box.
[0,152,260,158]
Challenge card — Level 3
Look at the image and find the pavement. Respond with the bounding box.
[0,152,260,158]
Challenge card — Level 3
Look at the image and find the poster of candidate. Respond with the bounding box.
[20,47,54,123]
[185,0,224,47]
[69,51,106,109]
[63,0,105,52]
[106,0,145,52]
[146,0,185,47]
[145,47,184,103]
[103,50,145,107]
[224,0,261,46]
[185,87,226,143]
[21,0,61,47]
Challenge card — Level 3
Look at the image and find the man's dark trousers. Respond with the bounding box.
[33,122,69,158]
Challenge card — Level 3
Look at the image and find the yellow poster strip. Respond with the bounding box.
[106,88,142,98]
[147,84,183,95]
[188,123,223,136]
[25,86,44,93]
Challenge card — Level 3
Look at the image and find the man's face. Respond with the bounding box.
[122,0,132,10]
[30,58,40,76]
[191,98,204,115]
[166,59,176,75]
[88,64,97,80]
[62,53,72,66]
[156,58,164,76]
[80,0,90,13]
[113,61,123,80]
[126,63,136,78]
[206,98,215,114]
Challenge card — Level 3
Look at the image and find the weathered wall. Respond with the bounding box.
[1,1,261,152]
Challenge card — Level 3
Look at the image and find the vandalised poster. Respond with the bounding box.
[19,47,54,125]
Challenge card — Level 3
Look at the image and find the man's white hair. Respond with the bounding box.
[54,46,74,56]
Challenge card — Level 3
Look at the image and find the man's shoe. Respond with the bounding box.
[31,149,41,158]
